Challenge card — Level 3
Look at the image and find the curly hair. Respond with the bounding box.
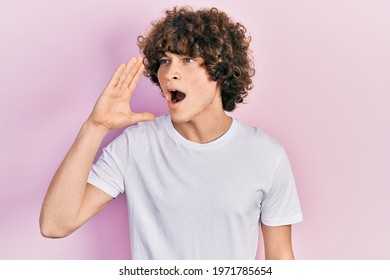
[137,6,255,112]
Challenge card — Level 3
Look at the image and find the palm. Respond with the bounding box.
[88,57,155,130]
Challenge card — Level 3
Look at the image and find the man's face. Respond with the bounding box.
[157,52,222,124]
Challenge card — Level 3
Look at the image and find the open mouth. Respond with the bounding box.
[169,90,186,103]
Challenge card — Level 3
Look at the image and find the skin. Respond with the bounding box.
[262,224,295,259]
[39,55,295,259]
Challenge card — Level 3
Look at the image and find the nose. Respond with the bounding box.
[163,62,181,81]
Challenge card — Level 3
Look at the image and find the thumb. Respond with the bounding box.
[129,112,156,124]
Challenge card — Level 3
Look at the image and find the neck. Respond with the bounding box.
[172,112,232,144]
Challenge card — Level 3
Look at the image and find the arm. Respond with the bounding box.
[261,223,295,260]
[39,57,154,238]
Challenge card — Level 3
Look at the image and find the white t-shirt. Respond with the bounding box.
[88,115,303,259]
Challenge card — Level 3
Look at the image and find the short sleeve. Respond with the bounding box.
[260,147,303,226]
[87,131,129,198]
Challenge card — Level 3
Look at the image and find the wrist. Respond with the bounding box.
[82,119,110,138]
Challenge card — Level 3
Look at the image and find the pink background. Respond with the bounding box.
[1,0,389,259]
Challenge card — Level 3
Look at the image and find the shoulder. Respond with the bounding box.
[234,119,283,157]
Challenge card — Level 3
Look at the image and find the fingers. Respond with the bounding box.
[107,63,126,88]
[125,58,144,85]
[125,62,144,98]
[117,57,143,88]
[107,57,144,92]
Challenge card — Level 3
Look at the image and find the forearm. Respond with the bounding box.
[39,121,108,237]
[40,57,151,238]
[262,224,295,260]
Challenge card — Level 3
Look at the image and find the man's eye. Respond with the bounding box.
[183,57,195,63]
[159,58,170,65]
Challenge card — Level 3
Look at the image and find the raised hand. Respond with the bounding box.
[87,57,155,132]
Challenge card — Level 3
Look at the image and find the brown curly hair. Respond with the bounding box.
[137,6,255,112]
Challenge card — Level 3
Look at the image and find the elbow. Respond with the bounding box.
[40,226,67,239]
[40,224,68,239]
[39,216,73,239]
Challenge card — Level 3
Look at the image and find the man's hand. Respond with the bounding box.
[87,57,155,132]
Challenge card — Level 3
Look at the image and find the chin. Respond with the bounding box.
[168,111,192,124]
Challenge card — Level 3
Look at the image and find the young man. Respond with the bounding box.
[40,7,302,260]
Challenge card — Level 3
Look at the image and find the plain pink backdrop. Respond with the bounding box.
[1,0,389,259]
